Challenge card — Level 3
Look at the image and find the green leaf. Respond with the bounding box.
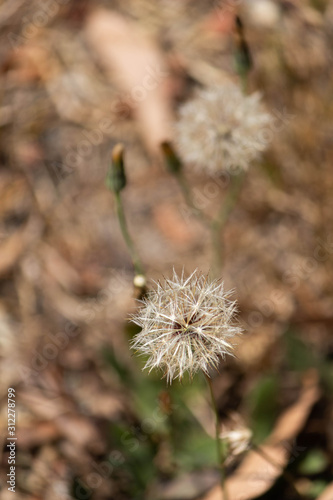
[259,158,284,187]
[285,330,318,372]
[320,362,333,393]
[247,375,279,443]
[307,480,329,498]
[298,449,328,475]
[101,345,133,385]
[284,329,333,397]
[109,421,157,497]
[176,431,217,470]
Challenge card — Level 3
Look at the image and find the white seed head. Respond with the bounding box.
[175,82,272,174]
[131,269,242,383]
[220,414,252,464]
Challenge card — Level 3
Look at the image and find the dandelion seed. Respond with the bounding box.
[175,82,272,174]
[131,269,242,383]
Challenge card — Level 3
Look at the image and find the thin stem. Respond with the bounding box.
[174,169,245,278]
[210,172,245,277]
[176,172,211,226]
[205,374,228,500]
[114,191,144,276]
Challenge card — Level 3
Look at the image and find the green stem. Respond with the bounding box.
[176,172,211,225]
[210,172,245,277]
[174,169,245,278]
[205,374,228,500]
[114,191,144,276]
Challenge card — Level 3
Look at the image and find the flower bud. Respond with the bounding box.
[106,143,127,193]
[234,16,252,78]
[160,141,182,175]
[133,274,147,289]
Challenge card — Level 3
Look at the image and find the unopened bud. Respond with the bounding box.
[234,16,252,77]
[160,141,182,175]
[133,274,146,289]
[106,143,127,193]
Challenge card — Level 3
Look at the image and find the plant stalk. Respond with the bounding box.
[174,169,245,277]
[114,191,144,277]
[210,172,245,277]
[176,172,211,225]
[205,374,229,500]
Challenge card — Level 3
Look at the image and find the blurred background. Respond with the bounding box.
[0,0,333,499]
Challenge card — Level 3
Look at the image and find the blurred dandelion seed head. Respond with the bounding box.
[220,414,252,464]
[175,82,272,174]
[131,269,242,383]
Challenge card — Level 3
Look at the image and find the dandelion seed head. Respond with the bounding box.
[175,82,272,174]
[220,414,252,464]
[131,269,242,383]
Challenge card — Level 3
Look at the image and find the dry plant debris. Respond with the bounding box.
[0,0,332,499]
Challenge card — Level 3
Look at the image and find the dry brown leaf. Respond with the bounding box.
[19,390,70,420]
[202,371,320,500]
[84,8,173,155]
[0,489,34,500]
[0,217,42,277]
[203,2,236,35]
[73,373,124,418]
[0,0,26,27]
[55,414,105,453]
[16,422,61,449]
[40,243,82,293]
[14,37,106,125]
[0,175,30,217]
[19,390,105,452]
[41,276,86,323]
[16,42,87,122]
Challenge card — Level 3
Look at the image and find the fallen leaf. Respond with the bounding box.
[19,390,105,452]
[16,422,61,449]
[203,2,236,34]
[56,414,105,453]
[0,217,42,277]
[202,371,320,500]
[84,8,173,155]
[161,470,219,500]
[40,243,82,293]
